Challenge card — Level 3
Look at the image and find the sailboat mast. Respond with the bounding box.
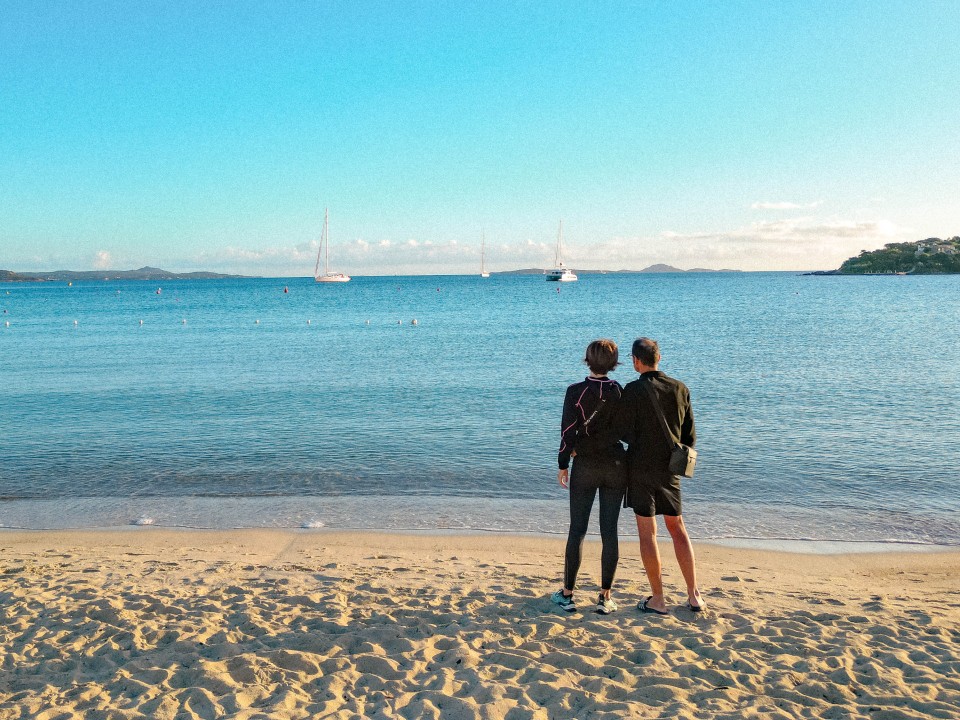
[323,208,330,276]
[556,219,563,266]
[313,208,327,278]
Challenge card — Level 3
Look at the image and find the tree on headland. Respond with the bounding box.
[838,237,960,274]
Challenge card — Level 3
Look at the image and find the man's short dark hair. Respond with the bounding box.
[631,337,660,367]
[584,339,619,374]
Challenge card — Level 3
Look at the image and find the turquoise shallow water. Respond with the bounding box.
[1,272,958,545]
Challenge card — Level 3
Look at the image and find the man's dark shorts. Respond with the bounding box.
[627,472,682,517]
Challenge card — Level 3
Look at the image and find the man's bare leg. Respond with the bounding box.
[664,514,703,609]
[635,514,667,612]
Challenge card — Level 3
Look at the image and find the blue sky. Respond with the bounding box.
[2,1,958,275]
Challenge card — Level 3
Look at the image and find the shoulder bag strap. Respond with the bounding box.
[641,380,678,448]
[581,398,607,434]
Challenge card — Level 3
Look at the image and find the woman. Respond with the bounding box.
[552,339,627,614]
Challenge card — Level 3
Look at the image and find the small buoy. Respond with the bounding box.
[411,319,418,325]
[284,286,289,293]
[436,287,440,292]
[397,319,402,325]
[156,288,161,294]
[365,320,370,325]
[255,319,260,324]
[68,282,72,286]
[181,318,187,324]
[306,319,311,325]
[73,320,78,326]
[4,321,9,328]
[139,319,144,326]
[556,287,560,294]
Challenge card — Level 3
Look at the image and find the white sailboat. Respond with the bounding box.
[314,208,350,283]
[545,220,577,282]
[481,231,490,278]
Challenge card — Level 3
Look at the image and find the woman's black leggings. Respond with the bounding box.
[564,481,623,591]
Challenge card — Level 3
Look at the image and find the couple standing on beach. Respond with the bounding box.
[553,337,703,616]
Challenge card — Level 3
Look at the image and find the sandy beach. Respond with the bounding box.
[0,530,957,719]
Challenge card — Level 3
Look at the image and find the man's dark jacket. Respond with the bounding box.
[619,370,695,477]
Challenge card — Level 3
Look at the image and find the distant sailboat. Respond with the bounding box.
[481,232,490,278]
[314,208,350,283]
[545,220,577,282]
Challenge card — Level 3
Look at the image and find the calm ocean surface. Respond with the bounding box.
[1,273,958,547]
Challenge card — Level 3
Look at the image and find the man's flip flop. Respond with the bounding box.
[686,602,704,613]
[638,596,669,615]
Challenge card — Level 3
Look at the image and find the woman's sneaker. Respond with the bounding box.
[596,594,618,614]
[551,589,576,612]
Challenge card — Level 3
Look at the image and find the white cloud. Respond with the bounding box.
[751,201,822,210]
[579,217,905,271]
[93,250,112,269]
[121,213,911,276]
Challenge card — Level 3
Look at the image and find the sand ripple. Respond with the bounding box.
[0,531,957,719]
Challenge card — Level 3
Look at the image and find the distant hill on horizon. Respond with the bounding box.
[1,265,747,282]
[0,266,253,282]
[494,264,741,275]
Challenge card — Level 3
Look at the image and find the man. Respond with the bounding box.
[620,337,704,614]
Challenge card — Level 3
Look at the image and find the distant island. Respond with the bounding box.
[496,265,740,275]
[0,264,746,282]
[0,266,251,282]
[809,237,960,275]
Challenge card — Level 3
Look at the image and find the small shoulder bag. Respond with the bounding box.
[641,382,697,478]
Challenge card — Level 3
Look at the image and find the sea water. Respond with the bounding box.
[1,273,958,547]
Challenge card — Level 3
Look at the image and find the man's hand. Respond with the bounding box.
[558,468,569,489]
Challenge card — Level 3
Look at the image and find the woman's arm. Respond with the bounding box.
[558,385,580,471]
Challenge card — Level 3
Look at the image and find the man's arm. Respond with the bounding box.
[616,382,637,446]
[680,385,696,448]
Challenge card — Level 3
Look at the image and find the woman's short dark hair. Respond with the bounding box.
[584,339,619,374]
[631,337,660,367]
